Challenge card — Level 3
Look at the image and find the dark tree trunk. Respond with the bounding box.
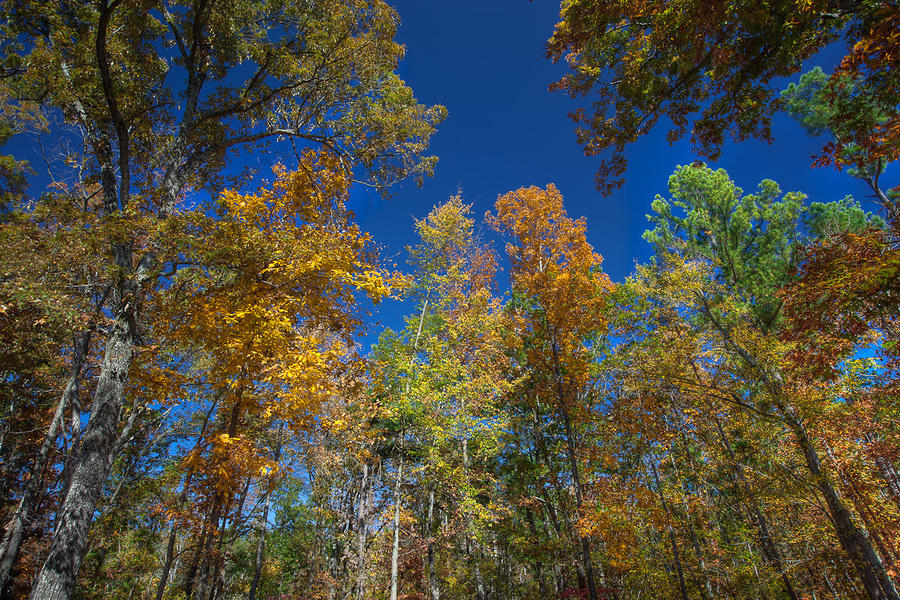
[785,408,900,600]
[548,334,600,600]
[250,430,284,600]
[524,507,547,598]
[559,403,600,600]
[648,457,689,600]
[0,333,89,594]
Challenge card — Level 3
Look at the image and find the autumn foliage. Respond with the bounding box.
[0,1,899,600]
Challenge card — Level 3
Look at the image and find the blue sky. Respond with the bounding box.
[354,0,893,341]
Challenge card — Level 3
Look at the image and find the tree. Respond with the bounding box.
[0,2,443,598]
[145,151,393,600]
[633,163,898,600]
[0,190,106,596]
[372,195,511,600]
[547,0,900,194]
[782,67,898,219]
[488,184,614,600]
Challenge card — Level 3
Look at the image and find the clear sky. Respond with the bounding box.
[354,0,894,341]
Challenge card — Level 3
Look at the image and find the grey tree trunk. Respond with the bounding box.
[389,458,404,600]
[355,463,369,600]
[28,308,135,600]
[786,410,900,600]
[473,547,486,600]
[248,485,274,600]
[426,487,440,600]
[0,332,88,593]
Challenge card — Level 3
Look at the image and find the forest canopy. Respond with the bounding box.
[0,1,898,600]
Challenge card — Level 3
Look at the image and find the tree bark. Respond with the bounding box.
[389,457,403,600]
[29,308,135,600]
[0,333,89,594]
[354,463,369,600]
[426,487,440,600]
[785,407,900,600]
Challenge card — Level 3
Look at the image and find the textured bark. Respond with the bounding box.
[0,333,88,594]
[786,408,899,600]
[354,463,369,600]
[389,457,403,600]
[426,488,439,600]
[29,309,135,600]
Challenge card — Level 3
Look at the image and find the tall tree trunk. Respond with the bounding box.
[785,407,899,600]
[532,407,567,595]
[390,457,404,600]
[248,483,274,600]
[426,487,439,600]
[182,511,210,599]
[524,507,547,599]
[154,526,179,600]
[196,389,246,600]
[548,333,600,600]
[559,403,600,600]
[472,541,486,600]
[354,462,370,600]
[0,333,89,594]
[29,306,135,600]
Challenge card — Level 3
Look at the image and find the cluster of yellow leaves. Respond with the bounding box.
[183,433,281,496]
[151,150,395,497]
